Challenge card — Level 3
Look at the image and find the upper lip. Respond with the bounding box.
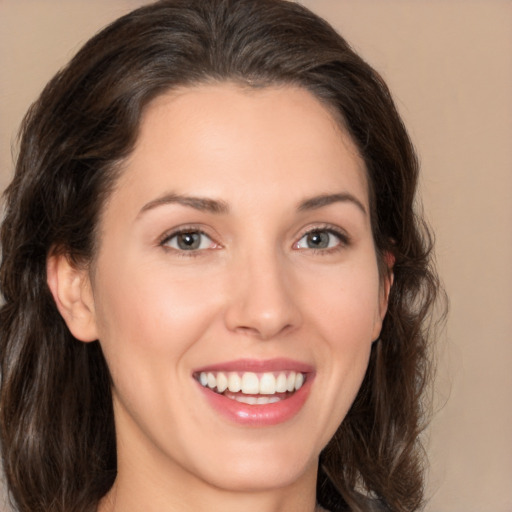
[193,358,314,374]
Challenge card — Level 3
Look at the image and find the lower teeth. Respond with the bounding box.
[233,395,282,405]
[204,384,293,405]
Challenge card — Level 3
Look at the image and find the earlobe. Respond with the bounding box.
[46,253,98,342]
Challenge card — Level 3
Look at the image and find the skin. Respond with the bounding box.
[47,83,392,512]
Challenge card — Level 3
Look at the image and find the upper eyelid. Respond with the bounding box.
[156,222,350,248]
[158,225,218,247]
[293,226,351,255]
[296,223,350,241]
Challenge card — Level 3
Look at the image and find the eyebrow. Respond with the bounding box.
[298,193,367,215]
[138,193,230,217]
[138,191,366,218]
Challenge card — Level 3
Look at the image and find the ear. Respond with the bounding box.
[372,251,395,341]
[380,250,395,315]
[46,252,98,342]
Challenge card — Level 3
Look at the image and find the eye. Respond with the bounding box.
[161,230,217,251]
[294,228,346,251]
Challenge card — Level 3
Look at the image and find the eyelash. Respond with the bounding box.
[158,224,350,256]
[294,224,350,255]
[159,226,219,257]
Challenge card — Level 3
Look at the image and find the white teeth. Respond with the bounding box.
[235,395,282,405]
[198,370,307,396]
[286,373,296,392]
[241,372,260,394]
[236,395,258,405]
[259,373,276,394]
[295,372,304,390]
[227,372,241,392]
[207,372,216,389]
[216,372,228,393]
[276,372,288,393]
[256,396,281,404]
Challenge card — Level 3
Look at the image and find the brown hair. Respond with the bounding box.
[0,1,442,511]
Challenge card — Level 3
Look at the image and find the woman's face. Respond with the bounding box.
[77,84,390,494]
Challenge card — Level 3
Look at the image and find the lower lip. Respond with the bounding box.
[197,376,314,426]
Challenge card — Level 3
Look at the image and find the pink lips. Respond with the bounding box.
[194,358,314,374]
[194,358,315,426]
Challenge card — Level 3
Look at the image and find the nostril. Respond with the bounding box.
[234,323,294,340]
[235,325,270,338]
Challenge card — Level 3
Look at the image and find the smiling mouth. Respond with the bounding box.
[194,371,306,405]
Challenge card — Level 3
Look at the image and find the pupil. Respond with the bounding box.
[178,233,200,250]
[308,231,329,248]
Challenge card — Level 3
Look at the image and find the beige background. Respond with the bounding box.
[1,1,511,511]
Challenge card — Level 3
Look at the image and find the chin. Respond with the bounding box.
[202,459,314,493]
[186,436,320,493]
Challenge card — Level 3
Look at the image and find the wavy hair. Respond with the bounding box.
[0,1,442,511]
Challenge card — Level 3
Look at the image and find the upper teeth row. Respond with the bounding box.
[198,371,305,395]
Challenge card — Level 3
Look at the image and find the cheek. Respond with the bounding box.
[91,257,223,379]
[306,258,383,344]
[302,259,381,433]
[90,258,227,442]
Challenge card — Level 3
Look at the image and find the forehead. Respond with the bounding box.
[110,82,368,218]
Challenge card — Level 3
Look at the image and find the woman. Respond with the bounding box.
[0,1,441,511]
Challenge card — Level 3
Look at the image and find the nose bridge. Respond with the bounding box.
[224,242,301,339]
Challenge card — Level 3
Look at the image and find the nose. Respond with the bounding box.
[223,249,302,340]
